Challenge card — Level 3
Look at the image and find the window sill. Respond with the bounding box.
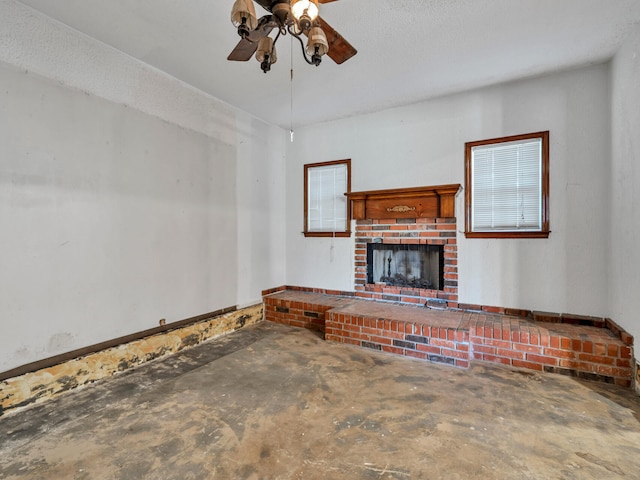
[304,231,352,238]
[465,231,550,239]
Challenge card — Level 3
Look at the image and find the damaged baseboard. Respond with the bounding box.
[0,304,263,417]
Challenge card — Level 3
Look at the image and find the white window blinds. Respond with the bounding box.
[471,138,542,232]
[307,163,348,232]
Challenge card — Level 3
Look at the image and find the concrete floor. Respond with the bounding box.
[1,322,639,480]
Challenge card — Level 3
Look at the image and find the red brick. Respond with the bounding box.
[362,327,381,336]
[620,346,632,359]
[617,358,632,368]
[550,336,560,349]
[493,327,502,339]
[473,345,497,355]
[456,360,470,368]
[482,305,503,314]
[578,353,614,365]
[430,338,456,349]
[370,336,392,346]
[513,344,544,354]
[402,297,422,304]
[416,344,442,355]
[615,378,632,388]
[512,360,544,371]
[594,343,607,355]
[482,338,513,349]
[526,354,558,366]
[496,348,526,360]
[385,331,405,340]
[382,346,405,355]
[596,365,620,377]
[559,359,596,372]
[607,345,619,357]
[582,341,593,354]
[345,332,371,342]
[440,348,468,360]
[483,355,512,366]
[621,332,633,346]
[406,350,429,360]
[544,348,577,360]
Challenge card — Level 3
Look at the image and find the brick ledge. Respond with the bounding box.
[263,288,635,388]
[262,286,633,346]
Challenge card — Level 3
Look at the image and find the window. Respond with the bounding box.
[465,131,549,238]
[304,159,351,237]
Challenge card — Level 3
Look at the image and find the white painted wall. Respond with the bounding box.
[610,26,640,343]
[286,64,612,318]
[0,2,285,372]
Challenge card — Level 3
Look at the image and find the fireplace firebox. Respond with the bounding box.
[367,243,444,290]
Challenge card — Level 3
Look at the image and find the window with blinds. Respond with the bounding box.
[304,159,351,237]
[465,132,550,238]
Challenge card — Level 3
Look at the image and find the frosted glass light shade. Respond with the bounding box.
[231,0,257,30]
[291,0,319,21]
[306,26,329,56]
[256,36,277,64]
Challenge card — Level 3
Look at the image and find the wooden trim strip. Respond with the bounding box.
[0,305,237,382]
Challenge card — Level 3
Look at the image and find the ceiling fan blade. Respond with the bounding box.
[253,0,274,12]
[315,16,357,65]
[318,0,340,3]
[227,38,260,61]
[227,15,275,62]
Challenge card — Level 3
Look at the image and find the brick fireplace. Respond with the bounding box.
[346,184,461,307]
[262,183,635,388]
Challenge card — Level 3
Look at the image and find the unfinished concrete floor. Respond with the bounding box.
[1,322,639,480]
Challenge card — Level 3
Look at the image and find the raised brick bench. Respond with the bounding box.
[263,290,355,332]
[326,299,472,369]
[263,290,634,387]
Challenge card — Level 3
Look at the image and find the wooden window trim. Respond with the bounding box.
[465,131,550,239]
[304,159,352,237]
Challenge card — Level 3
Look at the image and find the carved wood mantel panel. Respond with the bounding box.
[345,184,461,220]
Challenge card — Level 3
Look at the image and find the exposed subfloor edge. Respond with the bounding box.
[0,304,264,418]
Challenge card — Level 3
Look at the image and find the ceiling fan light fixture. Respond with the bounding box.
[271,2,292,25]
[290,0,319,31]
[227,0,357,73]
[230,0,257,38]
[256,36,277,73]
[306,26,329,65]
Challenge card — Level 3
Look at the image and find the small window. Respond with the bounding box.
[304,159,351,237]
[465,131,549,238]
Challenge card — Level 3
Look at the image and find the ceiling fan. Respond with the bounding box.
[228,0,357,73]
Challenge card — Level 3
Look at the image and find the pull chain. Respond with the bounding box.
[290,36,294,142]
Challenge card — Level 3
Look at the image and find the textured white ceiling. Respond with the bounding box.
[16,0,640,129]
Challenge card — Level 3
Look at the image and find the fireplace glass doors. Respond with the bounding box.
[366,244,444,290]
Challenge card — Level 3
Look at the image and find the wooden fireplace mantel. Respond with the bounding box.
[346,184,461,220]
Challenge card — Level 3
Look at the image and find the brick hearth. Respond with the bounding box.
[263,289,634,387]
